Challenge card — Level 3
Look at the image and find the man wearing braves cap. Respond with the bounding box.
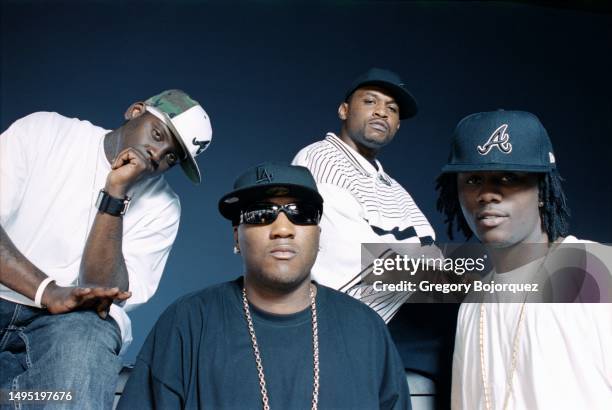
[0,89,212,407]
[436,110,612,409]
[119,162,410,409]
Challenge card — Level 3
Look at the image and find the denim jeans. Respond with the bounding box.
[0,299,122,410]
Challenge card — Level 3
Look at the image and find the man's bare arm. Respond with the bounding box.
[78,146,155,291]
[0,224,48,299]
[79,212,129,291]
[0,225,130,318]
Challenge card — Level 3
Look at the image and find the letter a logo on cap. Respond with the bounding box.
[256,166,273,184]
[477,124,513,155]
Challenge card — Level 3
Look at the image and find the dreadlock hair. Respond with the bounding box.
[435,173,472,240]
[435,169,571,242]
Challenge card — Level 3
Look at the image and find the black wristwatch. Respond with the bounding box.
[96,190,131,217]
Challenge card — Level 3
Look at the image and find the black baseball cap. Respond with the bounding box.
[441,110,557,173]
[219,162,324,224]
[344,67,418,119]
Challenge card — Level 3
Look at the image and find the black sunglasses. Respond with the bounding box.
[239,202,321,226]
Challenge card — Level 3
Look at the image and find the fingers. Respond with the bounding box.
[108,147,155,191]
[111,149,129,169]
[46,286,132,317]
[96,300,112,319]
[72,287,92,297]
[87,287,131,299]
[115,290,132,301]
[112,147,149,170]
[70,287,132,312]
[88,286,120,297]
[90,288,131,320]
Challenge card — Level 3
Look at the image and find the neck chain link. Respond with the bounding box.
[479,302,526,410]
[479,247,552,410]
[242,284,319,410]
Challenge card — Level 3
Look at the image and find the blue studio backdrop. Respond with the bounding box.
[1,0,610,363]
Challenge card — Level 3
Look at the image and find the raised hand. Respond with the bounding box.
[106,147,156,197]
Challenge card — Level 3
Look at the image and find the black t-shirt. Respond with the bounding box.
[118,278,410,410]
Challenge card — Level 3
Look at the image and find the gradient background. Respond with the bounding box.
[2,0,610,364]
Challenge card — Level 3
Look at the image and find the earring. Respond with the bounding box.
[233,245,240,254]
[538,201,544,208]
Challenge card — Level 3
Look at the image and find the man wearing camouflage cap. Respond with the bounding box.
[0,89,212,408]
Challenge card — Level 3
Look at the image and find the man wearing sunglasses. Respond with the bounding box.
[118,162,410,409]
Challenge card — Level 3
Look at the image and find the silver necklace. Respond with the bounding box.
[242,284,319,410]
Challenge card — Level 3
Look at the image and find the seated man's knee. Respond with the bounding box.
[14,310,122,397]
[41,310,122,368]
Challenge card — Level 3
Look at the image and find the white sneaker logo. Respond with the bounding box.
[477,124,513,155]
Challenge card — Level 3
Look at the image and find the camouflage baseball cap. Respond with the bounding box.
[145,89,212,184]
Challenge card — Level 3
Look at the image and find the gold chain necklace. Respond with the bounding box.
[479,301,527,410]
[242,284,319,410]
[479,247,552,410]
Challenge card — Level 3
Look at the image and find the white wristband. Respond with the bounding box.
[34,277,54,308]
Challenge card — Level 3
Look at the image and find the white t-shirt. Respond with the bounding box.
[293,133,436,322]
[0,112,181,353]
[451,236,612,409]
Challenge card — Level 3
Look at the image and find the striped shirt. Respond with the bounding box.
[292,133,436,322]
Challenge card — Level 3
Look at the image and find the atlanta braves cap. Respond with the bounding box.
[144,89,212,184]
[441,110,557,173]
[219,162,324,224]
[344,67,418,119]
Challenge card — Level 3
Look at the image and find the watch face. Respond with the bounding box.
[121,198,131,215]
[95,190,105,208]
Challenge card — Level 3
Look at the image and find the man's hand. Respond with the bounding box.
[105,147,155,197]
[41,282,132,319]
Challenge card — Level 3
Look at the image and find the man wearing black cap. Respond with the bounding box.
[118,162,410,410]
[292,67,436,322]
[436,110,612,409]
[292,69,457,407]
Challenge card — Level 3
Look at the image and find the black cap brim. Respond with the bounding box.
[219,183,324,224]
[441,163,554,173]
[346,80,418,119]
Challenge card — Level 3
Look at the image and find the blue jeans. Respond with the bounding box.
[0,299,122,410]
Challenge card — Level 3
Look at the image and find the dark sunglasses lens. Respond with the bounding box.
[284,204,320,225]
[241,203,320,225]
[242,206,278,224]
